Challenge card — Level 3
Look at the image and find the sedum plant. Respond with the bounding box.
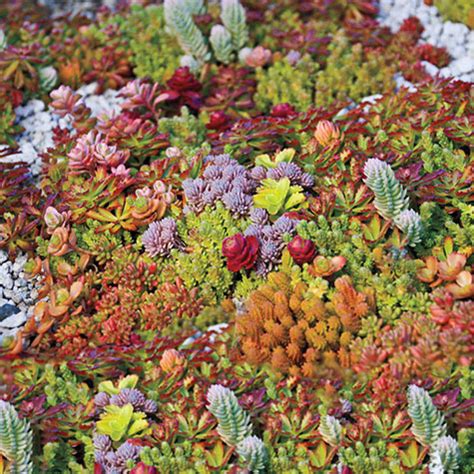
[434,0,474,28]
[0,401,33,474]
[164,0,210,64]
[206,384,253,446]
[429,436,461,474]
[364,158,423,246]
[407,385,447,447]
[255,56,316,112]
[236,435,268,473]
[253,177,306,216]
[96,404,149,442]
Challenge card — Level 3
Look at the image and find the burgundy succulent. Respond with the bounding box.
[156,67,202,111]
[287,235,316,265]
[206,110,231,132]
[222,233,259,272]
[270,103,297,118]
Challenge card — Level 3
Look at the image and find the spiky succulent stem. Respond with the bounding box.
[319,415,342,447]
[429,435,461,474]
[364,158,423,245]
[407,385,447,447]
[394,209,423,246]
[236,435,268,472]
[210,25,234,64]
[207,385,253,446]
[164,0,210,64]
[364,158,409,221]
[220,0,249,51]
[0,401,33,474]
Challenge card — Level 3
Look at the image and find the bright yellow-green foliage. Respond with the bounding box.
[254,178,307,216]
[315,33,395,107]
[254,56,318,112]
[96,404,149,442]
[435,0,474,28]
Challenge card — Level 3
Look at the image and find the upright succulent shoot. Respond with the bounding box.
[221,0,249,52]
[0,401,33,474]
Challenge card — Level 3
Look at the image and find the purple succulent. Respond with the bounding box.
[115,442,142,466]
[244,224,263,239]
[94,434,112,463]
[142,218,183,257]
[256,241,281,276]
[143,398,158,413]
[182,178,208,213]
[272,216,297,239]
[222,164,246,181]
[94,392,110,408]
[206,153,234,167]
[251,166,267,181]
[110,389,146,410]
[249,207,269,225]
[267,162,302,183]
[202,165,223,180]
[300,172,315,188]
[222,190,253,217]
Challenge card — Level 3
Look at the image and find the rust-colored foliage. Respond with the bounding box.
[236,271,369,377]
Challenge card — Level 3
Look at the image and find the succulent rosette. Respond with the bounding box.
[222,233,260,272]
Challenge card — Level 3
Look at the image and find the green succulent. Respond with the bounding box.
[315,32,394,106]
[0,401,33,474]
[255,56,317,112]
[254,177,306,216]
[96,404,149,442]
[434,0,474,28]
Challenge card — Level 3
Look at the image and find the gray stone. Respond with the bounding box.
[0,310,26,328]
[421,61,439,76]
[451,58,474,75]
[0,303,20,322]
[0,268,13,290]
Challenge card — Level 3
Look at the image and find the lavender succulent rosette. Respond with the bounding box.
[183,154,257,217]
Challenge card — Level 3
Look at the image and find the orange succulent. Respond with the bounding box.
[160,349,186,373]
[308,256,346,278]
[313,120,344,147]
[416,256,439,284]
[47,226,77,257]
[445,271,474,299]
[438,252,467,281]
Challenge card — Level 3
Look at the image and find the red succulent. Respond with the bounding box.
[156,67,202,111]
[271,103,297,118]
[206,110,231,132]
[222,233,259,272]
[287,235,316,265]
[130,463,158,474]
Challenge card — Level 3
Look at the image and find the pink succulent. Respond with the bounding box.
[445,271,474,299]
[245,46,272,68]
[438,252,467,281]
[44,206,65,230]
[111,164,130,177]
[50,85,81,117]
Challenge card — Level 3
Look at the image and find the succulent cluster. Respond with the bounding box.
[236,271,368,376]
[0,0,472,473]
